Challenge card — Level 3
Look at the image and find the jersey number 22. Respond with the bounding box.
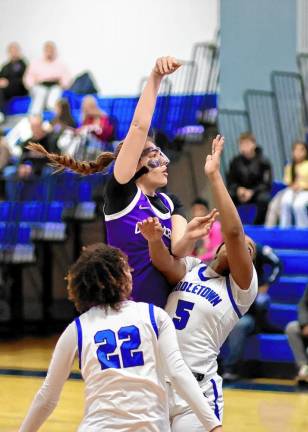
[94,325,144,370]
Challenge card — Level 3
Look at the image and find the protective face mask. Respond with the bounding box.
[140,146,170,168]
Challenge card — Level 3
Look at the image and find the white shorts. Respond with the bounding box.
[168,374,223,432]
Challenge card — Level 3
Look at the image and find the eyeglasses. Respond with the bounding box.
[140,145,170,168]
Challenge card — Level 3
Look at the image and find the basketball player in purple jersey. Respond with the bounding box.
[28,56,210,307]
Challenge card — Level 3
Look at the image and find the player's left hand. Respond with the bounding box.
[138,217,164,242]
[204,135,224,177]
[186,209,219,241]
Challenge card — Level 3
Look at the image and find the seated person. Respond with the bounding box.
[191,197,223,263]
[24,41,71,115]
[223,243,282,381]
[285,285,308,383]
[0,42,28,123]
[227,132,272,225]
[4,116,59,200]
[279,141,308,228]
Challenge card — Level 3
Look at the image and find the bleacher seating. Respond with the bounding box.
[3,91,217,141]
[240,226,308,364]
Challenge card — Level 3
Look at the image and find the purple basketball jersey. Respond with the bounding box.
[104,188,173,307]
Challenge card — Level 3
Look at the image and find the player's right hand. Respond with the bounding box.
[138,217,164,242]
[153,56,182,76]
[185,209,219,241]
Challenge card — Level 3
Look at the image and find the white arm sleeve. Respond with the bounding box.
[19,322,77,432]
[156,308,221,432]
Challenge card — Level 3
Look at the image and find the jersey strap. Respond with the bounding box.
[74,317,83,369]
[148,304,159,338]
[226,275,242,319]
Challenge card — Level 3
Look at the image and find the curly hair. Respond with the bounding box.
[26,135,155,176]
[67,243,132,313]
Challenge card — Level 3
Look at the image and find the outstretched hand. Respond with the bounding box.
[154,56,182,76]
[204,135,225,177]
[186,209,219,241]
[138,217,164,242]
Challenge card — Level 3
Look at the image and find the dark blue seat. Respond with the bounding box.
[268,303,297,330]
[243,334,294,363]
[237,204,257,225]
[244,226,308,250]
[275,249,308,275]
[269,276,308,303]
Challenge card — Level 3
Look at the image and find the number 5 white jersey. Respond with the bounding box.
[75,301,169,432]
[165,258,258,381]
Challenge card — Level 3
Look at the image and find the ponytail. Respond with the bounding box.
[26,142,122,175]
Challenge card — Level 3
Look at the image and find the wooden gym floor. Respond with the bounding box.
[1,336,308,432]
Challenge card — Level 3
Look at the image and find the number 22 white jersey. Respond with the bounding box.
[165,258,258,381]
[75,301,169,432]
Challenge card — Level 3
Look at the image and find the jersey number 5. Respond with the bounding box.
[94,325,144,370]
[172,300,195,330]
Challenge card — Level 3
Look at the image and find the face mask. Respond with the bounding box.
[140,145,170,169]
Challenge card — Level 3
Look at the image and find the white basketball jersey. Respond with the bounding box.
[165,258,258,381]
[75,301,170,432]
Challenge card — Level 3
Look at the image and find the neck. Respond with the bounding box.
[136,180,156,196]
[209,257,225,275]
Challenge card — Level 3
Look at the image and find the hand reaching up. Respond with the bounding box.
[138,217,164,242]
[185,209,219,241]
[204,135,225,178]
[153,56,182,76]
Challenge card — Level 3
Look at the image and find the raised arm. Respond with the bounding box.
[205,135,253,289]
[138,217,186,285]
[138,213,218,285]
[114,57,181,184]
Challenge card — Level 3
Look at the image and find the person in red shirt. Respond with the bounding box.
[80,95,114,143]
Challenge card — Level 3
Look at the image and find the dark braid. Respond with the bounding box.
[67,243,131,313]
[26,142,123,175]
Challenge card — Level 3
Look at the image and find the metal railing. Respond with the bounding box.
[192,42,219,94]
[217,109,249,173]
[271,71,308,158]
[245,90,285,180]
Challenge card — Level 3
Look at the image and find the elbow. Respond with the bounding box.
[223,226,243,239]
[131,117,152,133]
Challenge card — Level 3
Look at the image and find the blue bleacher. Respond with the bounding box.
[245,226,308,250]
[238,226,308,365]
[4,91,217,141]
[269,276,308,303]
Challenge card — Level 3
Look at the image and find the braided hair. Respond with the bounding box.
[26,142,122,175]
[67,243,132,313]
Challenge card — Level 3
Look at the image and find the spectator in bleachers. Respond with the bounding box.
[3,116,59,200]
[49,98,77,157]
[24,41,70,115]
[0,42,28,123]
[73,95,115,160]
[223,243,282,381]
[279,141,308,228]
[191,197,223,263]
[227,132,272,224]
[80,95,114,143]
[285,285,308,383]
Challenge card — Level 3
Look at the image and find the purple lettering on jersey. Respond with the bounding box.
[105,190,173,308]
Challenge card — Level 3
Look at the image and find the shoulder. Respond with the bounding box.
[183,256,202,273]
[228,266,258,311]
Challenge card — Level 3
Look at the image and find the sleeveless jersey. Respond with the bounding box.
[165,259,258,381]
[104,188,173,307]
[75,301,170,432]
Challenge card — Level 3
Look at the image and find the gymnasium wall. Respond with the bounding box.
[0,0,218,95]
